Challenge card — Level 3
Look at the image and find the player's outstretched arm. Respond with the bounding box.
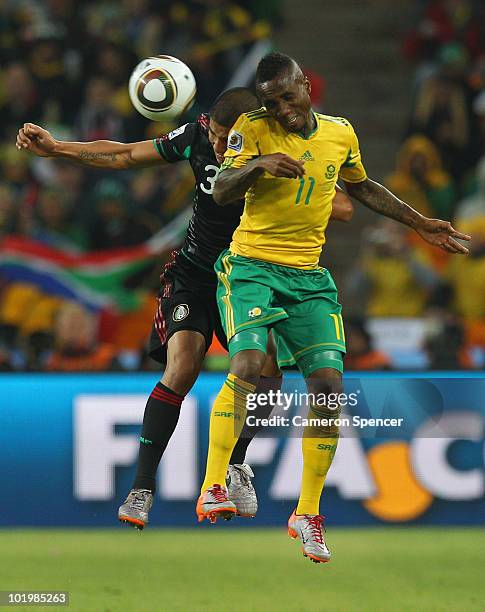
[330,185,353,222]
[16,123,165,169]
[344,177,471,254]
[214,153,305,206]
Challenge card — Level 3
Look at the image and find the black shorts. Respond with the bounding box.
[148,251,228,364]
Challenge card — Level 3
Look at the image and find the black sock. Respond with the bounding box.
[230,375,283,465]
[133,382,185,492]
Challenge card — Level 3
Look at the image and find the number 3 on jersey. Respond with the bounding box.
[200,164,220,194]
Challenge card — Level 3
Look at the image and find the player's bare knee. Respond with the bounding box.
[163,358,202,395]
[230,349,266,384]
[307,367,343,397]
[161,366,197,396]
[163,349,205,395]
[162,331,206,394]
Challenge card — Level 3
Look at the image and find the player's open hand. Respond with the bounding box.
[256,153,305,179]
[16,123,57,157]
[415,218,471,254]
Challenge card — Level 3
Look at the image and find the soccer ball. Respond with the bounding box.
[128,55,197,121]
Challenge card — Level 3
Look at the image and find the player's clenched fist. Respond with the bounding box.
[256,153,305,179]
[16,123,57,157]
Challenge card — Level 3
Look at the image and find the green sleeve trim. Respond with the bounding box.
[153,138,189,161]
[220,157,236,172]
[153,138,167,160]
[220,155,258,172]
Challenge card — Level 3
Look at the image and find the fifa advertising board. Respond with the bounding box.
[0,373,484,527]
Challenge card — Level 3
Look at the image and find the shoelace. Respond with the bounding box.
[235,467,252,490]
[210,484,228,502]
[131,491,150,511]
[305,515,325,544]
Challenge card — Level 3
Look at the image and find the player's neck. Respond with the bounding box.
[299,111,316,138]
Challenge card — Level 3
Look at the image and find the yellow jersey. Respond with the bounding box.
[221,108,367,268]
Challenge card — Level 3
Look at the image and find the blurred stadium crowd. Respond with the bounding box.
[346,0,485,371]
[0,0,483,372]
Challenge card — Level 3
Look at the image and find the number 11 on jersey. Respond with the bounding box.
[295,176,315,206]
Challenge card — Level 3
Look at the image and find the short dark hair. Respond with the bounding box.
[209,87,259,127]
[256,52,297,84]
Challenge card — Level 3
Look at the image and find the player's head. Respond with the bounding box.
[255,52,312,133]
[208,87,259,163]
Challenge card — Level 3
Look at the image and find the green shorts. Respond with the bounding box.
[215,250,346,372]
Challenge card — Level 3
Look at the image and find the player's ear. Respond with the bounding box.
[304,77,311,95]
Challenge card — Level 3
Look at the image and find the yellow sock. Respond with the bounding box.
[296,406,339,515]
[200,374,255,493]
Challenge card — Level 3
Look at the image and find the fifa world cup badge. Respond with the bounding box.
[228,131,243,152]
